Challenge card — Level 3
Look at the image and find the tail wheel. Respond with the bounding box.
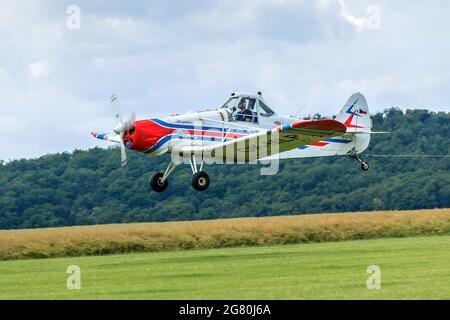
[191,171,210,192]
[150,173,169,192]
[361,162,369,171]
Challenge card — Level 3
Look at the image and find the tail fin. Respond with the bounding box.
[336,93,372,132]
[336,93,372,154]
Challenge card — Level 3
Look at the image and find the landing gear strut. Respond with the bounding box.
[150,161,178,192]
[350,153,369,171]
[149,156,211,193]
[189,155,210,192]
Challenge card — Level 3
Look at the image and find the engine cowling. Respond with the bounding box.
[122,120,175,153]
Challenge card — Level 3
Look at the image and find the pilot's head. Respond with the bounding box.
[238,100,247,110]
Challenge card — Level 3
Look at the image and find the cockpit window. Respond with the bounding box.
[258,101,275,117]
[247,98,256,111]
[221,97,239,109]
[235,98,258,123]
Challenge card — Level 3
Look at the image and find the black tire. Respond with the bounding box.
[150,173,169,193]
[361,162,369,171]
[191,171,210,192]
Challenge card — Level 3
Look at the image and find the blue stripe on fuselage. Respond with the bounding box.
[151,118,252,134]
[144,134,234,155]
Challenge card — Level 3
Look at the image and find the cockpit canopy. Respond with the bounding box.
[220,92,275,123]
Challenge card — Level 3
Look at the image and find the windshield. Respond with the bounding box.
[221,97,239,109]
[259,100,275,117]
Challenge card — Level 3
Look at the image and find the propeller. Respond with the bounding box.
[110,95,136,167]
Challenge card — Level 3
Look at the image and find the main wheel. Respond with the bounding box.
[191,171,210,192]
[361,162,369,171]
[150,173,169,192]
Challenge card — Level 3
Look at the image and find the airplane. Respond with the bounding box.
[92,92,376,192]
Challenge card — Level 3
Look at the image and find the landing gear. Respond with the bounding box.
[192,172,210,192]
[150,161,178,193]
[361,162,369,171]
[150,173,169,192]
[350,153,369,172]
[189,155,210,192]
[149,156,211,192]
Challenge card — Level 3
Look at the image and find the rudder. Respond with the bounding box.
[336,93,371,154]
[336,93,372,132]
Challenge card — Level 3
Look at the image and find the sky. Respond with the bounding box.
[0,0,449,160]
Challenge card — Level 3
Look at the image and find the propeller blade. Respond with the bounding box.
[119,128,128,167]
[111,94,123,126]
[120,141,128,167]
[110,94,134,168]
[122,112,136,132]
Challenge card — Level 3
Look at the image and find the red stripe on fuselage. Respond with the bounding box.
[181,130,247,139]
[125,120,250,153]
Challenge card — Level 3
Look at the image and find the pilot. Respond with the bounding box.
[235,100,253,122]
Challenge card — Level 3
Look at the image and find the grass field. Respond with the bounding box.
[1,234,450,300]
[1,209,450,260]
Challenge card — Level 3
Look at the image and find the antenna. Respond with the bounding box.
[367,154,450,158]
[292,101,309,119]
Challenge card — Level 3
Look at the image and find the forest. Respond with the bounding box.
[0,108,449,230]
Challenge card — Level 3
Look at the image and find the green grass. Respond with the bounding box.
[1,235,450,300]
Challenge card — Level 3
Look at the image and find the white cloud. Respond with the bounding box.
[29,61,49,79]
[0,0,449,160]
[316,0,336,11]
[0,115,20,133]
[339,0,366,30]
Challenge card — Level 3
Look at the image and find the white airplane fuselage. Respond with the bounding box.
[92,91,372,192]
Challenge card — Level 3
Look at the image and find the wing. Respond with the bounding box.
[176,119,347,163]
[91,132,122,144]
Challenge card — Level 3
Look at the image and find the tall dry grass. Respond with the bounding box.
[0,209,449,260]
